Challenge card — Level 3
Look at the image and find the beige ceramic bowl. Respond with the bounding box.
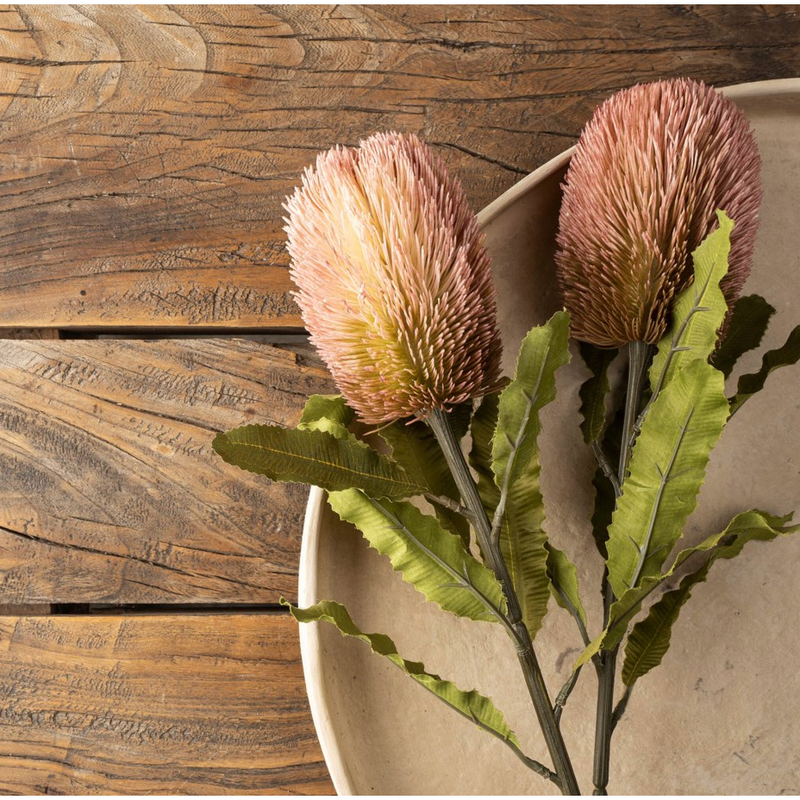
[299,79,800,796]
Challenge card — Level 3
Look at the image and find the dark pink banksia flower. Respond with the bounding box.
[555,78,762,347]
[285,132,502,425]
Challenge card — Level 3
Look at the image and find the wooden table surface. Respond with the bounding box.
[0,4,798,794]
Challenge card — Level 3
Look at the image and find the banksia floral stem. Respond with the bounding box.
[556,79,762,347]
[428,409,581,797]
[592,342,652,796]
[286,132,502,425]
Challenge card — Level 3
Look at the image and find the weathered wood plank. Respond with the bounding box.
[0,612,333,795]
[0,338,333,604]
[0,5,798,328]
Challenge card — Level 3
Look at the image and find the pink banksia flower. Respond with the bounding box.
[555,78,762,348]
[284,132,502,425]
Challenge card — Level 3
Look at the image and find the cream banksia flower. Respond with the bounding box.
[285,132,502,425]
[556,78,762,348]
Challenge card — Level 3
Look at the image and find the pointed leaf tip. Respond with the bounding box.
[730,325,800,414]
[622,510,800,685]
[287,598,521,747]
[649,214,733,393]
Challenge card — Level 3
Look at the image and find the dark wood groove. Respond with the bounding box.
[48,603,290,615]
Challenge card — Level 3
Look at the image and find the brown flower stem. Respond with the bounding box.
[429,409,580,797]
[592,340,651,796]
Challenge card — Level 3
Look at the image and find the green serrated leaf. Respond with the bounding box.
[492,311,571,492]
[622,510,799,685]
[605,359,729,599]
[587,399,625,559]
[710,294,776,379]
[284,598,520,746]
[491,311,572,639]
[379,419,470,546]
[213,424,423,500]
[545,543,587,628]
[730,325,800,414]
[328,489,506,622]
[298,394,355,439]
[450,400,475,442]
[468,390,503,563]
[649,211,734,393]
[590,469,616,559]
[469,389,503,515]
[578,343,619,444]
[575,509,798,670]
[574,598,636,669]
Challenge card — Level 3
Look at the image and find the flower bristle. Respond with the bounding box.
[285,132,503,425]
[555,78,763,347]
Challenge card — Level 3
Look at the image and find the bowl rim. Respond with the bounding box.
[295,76,800,796]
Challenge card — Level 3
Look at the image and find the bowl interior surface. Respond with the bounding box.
[300,81,800,796]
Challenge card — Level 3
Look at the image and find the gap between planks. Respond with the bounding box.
[4,329,311,340]
[0,603,292,615]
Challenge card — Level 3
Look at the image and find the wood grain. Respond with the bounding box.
[0,612,333,795]
[0,337,332,604]
[0,5,798,328]
[1,7,799,794]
